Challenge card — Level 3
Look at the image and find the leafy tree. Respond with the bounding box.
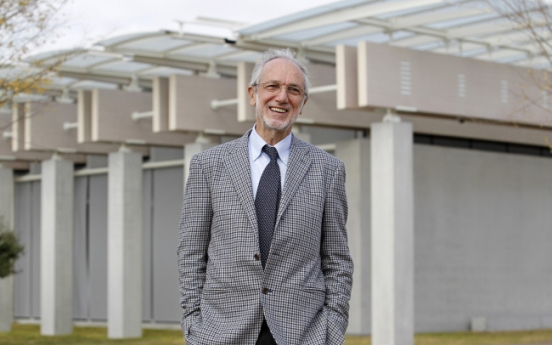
[0,216,23,279]
[0,0,68,108]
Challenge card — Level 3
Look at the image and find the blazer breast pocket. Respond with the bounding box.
[297,176,325,196]
[288,182,325,232]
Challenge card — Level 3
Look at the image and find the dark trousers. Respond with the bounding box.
[256,319,277,345]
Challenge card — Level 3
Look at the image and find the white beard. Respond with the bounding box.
[255,94,301,131]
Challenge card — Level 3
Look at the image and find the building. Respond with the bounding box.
[1,0,552,342]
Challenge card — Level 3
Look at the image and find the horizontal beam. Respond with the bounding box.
[59,70,153,88]
[131,111,154,122]
[131,55,208,72]
[232,39,335,64]
[210,98,238,110]
[63,122,78,132]
[309,84,337,95]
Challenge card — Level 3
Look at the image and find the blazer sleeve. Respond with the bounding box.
[321,160,353,344]
[177,154,212,328]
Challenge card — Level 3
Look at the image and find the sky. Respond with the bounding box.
[44,0,340,52]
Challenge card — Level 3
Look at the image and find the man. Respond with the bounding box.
[178,48,353,345]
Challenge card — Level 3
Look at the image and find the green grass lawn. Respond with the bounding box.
[1,324,552,345]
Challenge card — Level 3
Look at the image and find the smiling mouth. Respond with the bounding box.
[270,107,288,113]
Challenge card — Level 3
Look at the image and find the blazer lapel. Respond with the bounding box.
[224,130,258,234]
[275,135,311,229]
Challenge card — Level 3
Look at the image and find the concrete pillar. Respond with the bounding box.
[41,155,74,335]
[108,146,142,338]
[371,119,414,345]
[335,139,370,335]
[184,138,216,186]
[0,165,14,332]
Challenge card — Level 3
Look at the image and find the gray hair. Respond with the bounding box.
[249,48,311,96]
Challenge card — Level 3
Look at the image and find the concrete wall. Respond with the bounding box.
[0,167,14,331]
[335,139,371,334]
[10,139,552,332]
[301,125,356,146]
[13,181,41,320]
[14,166,183,326]
[414,144,552,332]
[339,140,552,333]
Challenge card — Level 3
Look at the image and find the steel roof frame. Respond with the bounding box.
[4,0,551,97]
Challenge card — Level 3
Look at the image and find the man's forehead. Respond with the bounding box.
[260,58,304,81]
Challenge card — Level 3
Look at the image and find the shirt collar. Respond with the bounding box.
[249,126,292,165]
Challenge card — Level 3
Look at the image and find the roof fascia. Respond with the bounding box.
[303,25,382,46]
[99,32,169,49]
[232,38,335,63]
[394,7,492,29]
[237,0,373,35]
[241,0,443,41]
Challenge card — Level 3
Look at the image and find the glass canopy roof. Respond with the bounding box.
[7,0,550,98]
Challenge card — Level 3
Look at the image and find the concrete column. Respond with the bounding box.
[335,139,370,335]
[184,139,216,186]
[0,165,14,332]
[41,155,74,335]
[108,146,142,338]
[371,119,414,345]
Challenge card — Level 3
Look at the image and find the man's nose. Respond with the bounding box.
[275,87,289,102]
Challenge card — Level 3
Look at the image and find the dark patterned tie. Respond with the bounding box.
[255,145,281,268]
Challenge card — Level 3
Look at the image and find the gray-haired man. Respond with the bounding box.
[178,48,353,345]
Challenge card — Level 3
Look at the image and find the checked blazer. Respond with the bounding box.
[177,130,353,345]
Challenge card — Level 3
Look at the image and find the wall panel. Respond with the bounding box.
[13,183,32,318]
[30,181,41,319]
[413,145,552,332]
[142,170,153,322]
[88,174,108,321]
[152,166,183,323]
[73,176,89,319]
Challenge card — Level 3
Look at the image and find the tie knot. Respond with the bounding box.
[263,145,279,162]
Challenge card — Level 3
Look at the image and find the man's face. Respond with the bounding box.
[248,58,308,134]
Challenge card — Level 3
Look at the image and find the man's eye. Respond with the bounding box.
[287,87,301,95]
[265,84,280,91]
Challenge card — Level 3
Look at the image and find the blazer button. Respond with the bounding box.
[254,254,260,261]
[262,288,270,294]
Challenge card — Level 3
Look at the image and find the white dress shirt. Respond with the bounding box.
[248,126,292,199]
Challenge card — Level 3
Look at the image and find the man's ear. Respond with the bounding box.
[300,96,308,114]
[248,86,256,106]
